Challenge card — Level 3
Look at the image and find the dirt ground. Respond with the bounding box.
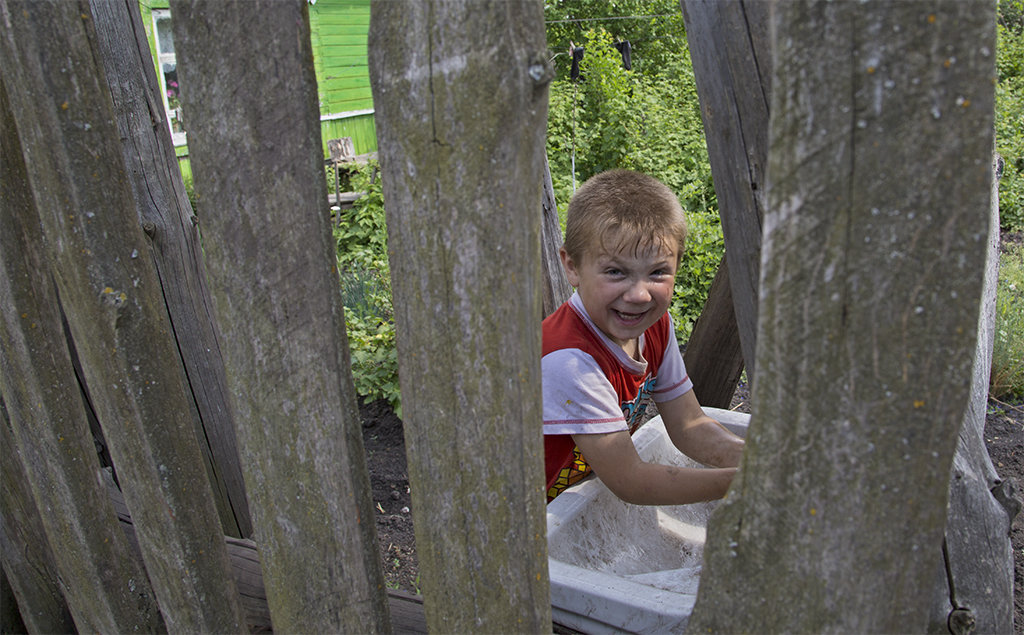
[360,393,1023,626]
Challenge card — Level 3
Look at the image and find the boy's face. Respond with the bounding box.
[561,241,679,353]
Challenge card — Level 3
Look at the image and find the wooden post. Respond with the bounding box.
[368,0,553,630]
[169,1,391,631]
[1,75,158,634]
[88,0,252,539]
[928,156,1017,633]
[0,2,245,631]
[680,0,771,380]
[541,155,573,317]
[688,1,996,631]
[0,399,77,634]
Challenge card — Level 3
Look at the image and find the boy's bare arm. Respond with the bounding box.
[572,430,737,506]
[658,391,745,468]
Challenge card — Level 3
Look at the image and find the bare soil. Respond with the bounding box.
[359,399,418,594]
[987,396,1024,631]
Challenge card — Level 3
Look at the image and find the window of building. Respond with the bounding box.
[152,9,186,146]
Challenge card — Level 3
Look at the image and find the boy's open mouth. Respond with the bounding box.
[613,309,647,325]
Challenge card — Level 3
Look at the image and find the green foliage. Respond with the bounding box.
[544,0,686,81]
[997,2,1024,232]
[999,0,1024,33]
[346,309,401,417]
[329,0,1024,412]
[335,164,388,271]
[991,243,1024,399]
[670,212,724,344]
[182,171,197,213]
[333,161,402,416]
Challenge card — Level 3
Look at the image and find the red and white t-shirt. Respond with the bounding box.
[542,292,692,501]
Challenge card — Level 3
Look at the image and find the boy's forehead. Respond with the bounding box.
[591,240,678,262]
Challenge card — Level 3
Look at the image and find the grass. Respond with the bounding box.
[992,241,1024,400]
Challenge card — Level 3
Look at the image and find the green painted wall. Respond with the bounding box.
[309,0,376,156]
[138,0,377,178]
[310,0,372,115]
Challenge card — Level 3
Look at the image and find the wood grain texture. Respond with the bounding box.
[689,1,996,631]
[541,156,573,318]
[681,0,771,379]
[170,0,390,631]
[369,0,552,631]
[683,257,745,409]
[0,2,243,631]
[929,157,1016,633]
[88,0,252,540]
[0,400,79,634]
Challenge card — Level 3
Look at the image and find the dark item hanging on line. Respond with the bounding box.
[570,44,585,82]
[615,40,632,70]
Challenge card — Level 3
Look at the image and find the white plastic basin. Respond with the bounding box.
[547,407,750,634]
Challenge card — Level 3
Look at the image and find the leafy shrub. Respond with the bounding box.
[991,243,1024,399]
[330,0,1024,411]
[671,212,725,344]
[182,170,197,213]
[333,161,402,415]
[335,163,387,270]
[345,294,401,417]
[997,5,1024,232]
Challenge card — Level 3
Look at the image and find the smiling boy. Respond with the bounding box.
[543,169,744,504]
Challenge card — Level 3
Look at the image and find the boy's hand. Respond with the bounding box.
[572,429,737,506]
[658,391,745,468]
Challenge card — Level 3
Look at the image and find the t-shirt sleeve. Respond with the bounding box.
[649,315,693,403]
[542,348,628,435]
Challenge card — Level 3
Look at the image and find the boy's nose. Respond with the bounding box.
[623,281,652,303]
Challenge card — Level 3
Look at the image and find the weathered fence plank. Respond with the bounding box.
[688,1,996,631]
[169,1,390,631]
[541,156,573,317]
[0,2,245,631]
[928,157,1017,633]
[368,0,552,630]
[680,0,771,380]
[88,0,252,539]
[0,400,76,634]
[1,49,165,633]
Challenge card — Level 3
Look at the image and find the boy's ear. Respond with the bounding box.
[559,246,580,287]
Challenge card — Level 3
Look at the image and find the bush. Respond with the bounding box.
[670,211,724,344]
[333,161,402,415]
[991,243,1024,400]
[997,0,1024,232]
[332,2,1024,410]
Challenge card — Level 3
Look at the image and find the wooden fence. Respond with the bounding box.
[1,0,1014,633]
[0,0,556,631]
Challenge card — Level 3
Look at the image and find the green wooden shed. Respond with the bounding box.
[138,0,376,180]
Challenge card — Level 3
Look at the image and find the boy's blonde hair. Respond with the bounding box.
[563,169,688,265]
